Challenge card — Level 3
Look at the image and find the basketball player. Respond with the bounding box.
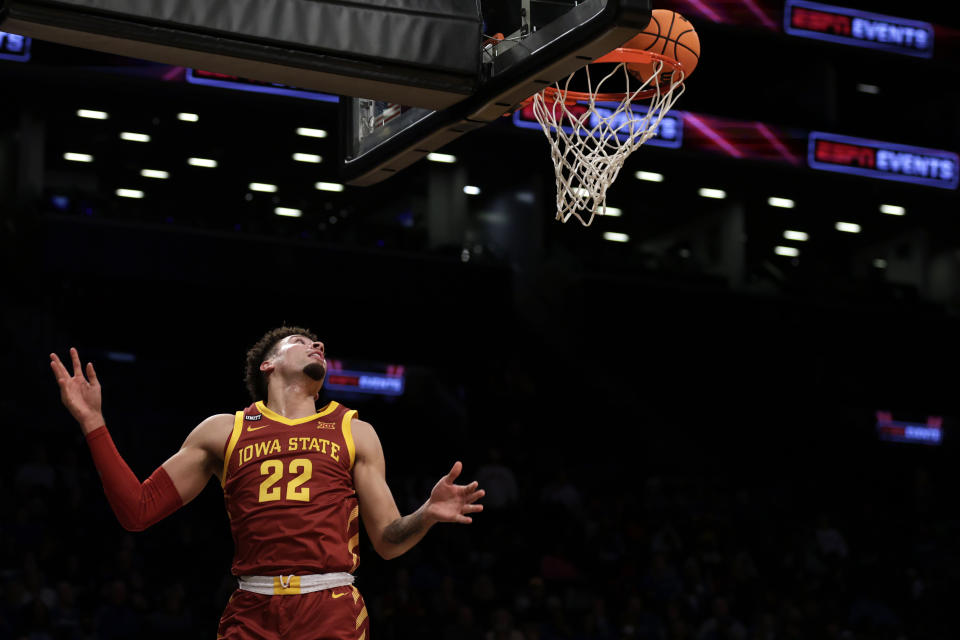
[49,327,485,639]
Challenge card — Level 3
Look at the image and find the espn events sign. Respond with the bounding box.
[784,0,934,58]
[876,412,943,446]
[325,369,405,396]
[0,31,30,62]
[808,132,958,189]
[511,102,683,149]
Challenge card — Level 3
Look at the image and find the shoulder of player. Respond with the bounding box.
[183,413,236,452]
[350,418,383,455]
[350,417,376,439]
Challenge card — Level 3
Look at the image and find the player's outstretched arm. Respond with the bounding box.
[50,348,231,531]
[50,347,105,435]
[352,419,484,560]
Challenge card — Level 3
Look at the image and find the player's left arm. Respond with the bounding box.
[352,418,484,560]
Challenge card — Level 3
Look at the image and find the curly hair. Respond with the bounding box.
[244,326,318,402]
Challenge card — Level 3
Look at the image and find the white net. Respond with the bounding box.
[531,56,685,226]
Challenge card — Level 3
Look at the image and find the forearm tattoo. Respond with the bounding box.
[382,511,426,544]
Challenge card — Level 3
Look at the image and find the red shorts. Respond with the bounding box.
[218,585,369,640]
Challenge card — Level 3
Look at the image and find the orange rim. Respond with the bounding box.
[482,32,505,48]
[515,49,684,109]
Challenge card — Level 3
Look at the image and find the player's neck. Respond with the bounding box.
[264,383,321,420]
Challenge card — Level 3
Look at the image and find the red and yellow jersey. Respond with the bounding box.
[221,400,360,576]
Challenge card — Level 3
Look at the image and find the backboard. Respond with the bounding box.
[0,0,486,108]
[342,0,654,186]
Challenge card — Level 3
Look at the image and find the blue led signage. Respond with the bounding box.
[325,370,405,396]
[0,31,31,62]
[512,102,683,149]
[808,132,958,189]
[784,0,934,58]
[876,412,942,446]
[185,69,338,103]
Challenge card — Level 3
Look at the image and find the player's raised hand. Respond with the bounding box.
[50,347,104,433]
[425,461,484,524]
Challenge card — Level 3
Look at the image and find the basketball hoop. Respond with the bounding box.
[519,48,686,226]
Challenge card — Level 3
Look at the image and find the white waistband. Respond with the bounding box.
[238,572,355,596]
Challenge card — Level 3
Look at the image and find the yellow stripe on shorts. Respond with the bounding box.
[356,606,368,629]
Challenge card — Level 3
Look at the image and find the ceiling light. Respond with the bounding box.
[64,152,93,162]
[698,188,726,199]
[463,185,481,195]
[783,230,809,241]
[635,171,664,182]
[177,112,199,122]
[880,204,905,216]
[296,127,327,138]
[120,132,150,142]
[603,207,622,217]
[316,182,345,192]
[836,221,861,233]
[293,153,322,163]
[249,183,278,193]
[275,207,302,217]
[140,169,169,179]
[603,232,630,243]
[187,157,217,168]
[775,246,799,257]
[116,188,144,199]
[856,83,880,94]
[768,197,795,208]
[873,258,888,269]
[77,109,108,120]
[427,152,457,163]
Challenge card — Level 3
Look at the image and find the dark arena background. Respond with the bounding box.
[3,1,960,638]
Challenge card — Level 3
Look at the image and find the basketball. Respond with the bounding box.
[623,9,700,86]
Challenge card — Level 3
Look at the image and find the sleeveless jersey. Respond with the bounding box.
[221,400,360,576]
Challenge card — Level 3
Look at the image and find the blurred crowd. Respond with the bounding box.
[0,370,955,640]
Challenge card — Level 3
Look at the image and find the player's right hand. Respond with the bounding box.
[50,347,104,433]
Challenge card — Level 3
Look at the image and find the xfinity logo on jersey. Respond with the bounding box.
[784,0,934,58]
[808,132,958,189]
[244,414,263,421]
[0,32,31,62]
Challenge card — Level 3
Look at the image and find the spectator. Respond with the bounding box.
[642,553,683,605]
[539,466,582,515]
[15,445,56,495]
[95,580,140,640]
[621,594,666,640]
[50,581,83,640]
[146,583,193,638]
[486,607,524,640]
[444,604,484,640]
[696,597,746,640]
[581,596,616,640]
[814,514,848,560]
[474,448,519,511]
